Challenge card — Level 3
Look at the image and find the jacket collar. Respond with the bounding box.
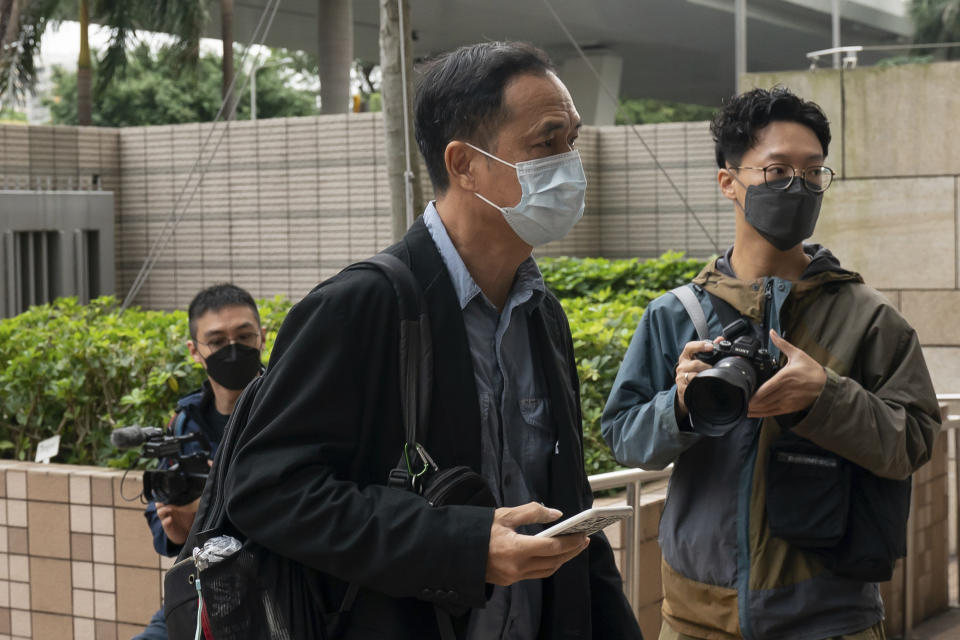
[694,244,863,321]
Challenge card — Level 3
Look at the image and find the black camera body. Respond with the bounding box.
[685,318,780,436]
[111,426,211,505]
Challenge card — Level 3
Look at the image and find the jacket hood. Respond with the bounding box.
[692,243,864,323]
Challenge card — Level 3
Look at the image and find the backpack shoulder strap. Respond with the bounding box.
[336,254,454,640]
[349,253,434,488]
[179,374,265,560]
[172,410,188,437]
[670,284,709,341]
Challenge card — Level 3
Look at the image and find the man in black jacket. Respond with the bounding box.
[224,41,642,639]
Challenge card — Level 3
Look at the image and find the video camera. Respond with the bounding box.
[110,426,211,505]
[685,317,780,437]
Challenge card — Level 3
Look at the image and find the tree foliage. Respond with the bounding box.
[616,98,716,126]
[0,296,288,465]
[911,0,960,59]
[45,45,319,126]
[0,0,206,103]
[0,254,709,472]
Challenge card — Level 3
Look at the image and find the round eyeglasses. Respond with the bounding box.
[732,163,836,194]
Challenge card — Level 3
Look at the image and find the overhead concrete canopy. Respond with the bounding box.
[219,0,911,111]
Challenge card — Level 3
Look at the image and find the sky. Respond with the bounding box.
[39,20,227,71]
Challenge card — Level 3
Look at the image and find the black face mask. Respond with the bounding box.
[202,343,262,391]
[737,178,823,251]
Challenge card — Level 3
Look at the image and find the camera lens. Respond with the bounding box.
[685,356,758,436]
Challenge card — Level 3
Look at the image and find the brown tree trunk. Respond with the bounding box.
[0,0,18,54]
[379,0,423,239]
[318,0,353,114]
[77,0,92,125]
[221,0,236,119]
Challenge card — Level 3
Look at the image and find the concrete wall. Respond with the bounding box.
[0,116,729,312]
[742,61,960,396]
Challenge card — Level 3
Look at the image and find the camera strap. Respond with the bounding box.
[708,293,765,342]
[670,285,709,340]
[670,284,764,342]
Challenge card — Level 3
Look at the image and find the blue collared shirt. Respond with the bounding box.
[423,203,556,639]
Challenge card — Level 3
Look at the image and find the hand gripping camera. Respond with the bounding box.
[685,318,780,437]
[110,426,211,505]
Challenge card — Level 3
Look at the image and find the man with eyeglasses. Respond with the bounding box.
[603,87,939,639]
[134,283,265,640]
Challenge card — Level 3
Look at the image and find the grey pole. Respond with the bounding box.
[832,0,841,69]
[250,67,258,120]
[735,0,747,91]
[250,59,293,121]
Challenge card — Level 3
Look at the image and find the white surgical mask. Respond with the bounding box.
[465,142,587,247]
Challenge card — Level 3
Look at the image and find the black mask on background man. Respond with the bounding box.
[737,179,822,251]
[203,343,262,390]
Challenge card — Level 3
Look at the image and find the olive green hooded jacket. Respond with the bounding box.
[602,245,941,640]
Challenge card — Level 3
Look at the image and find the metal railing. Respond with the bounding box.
[807,42,960,70]
[936,395,960,619]
[588,466,672,617]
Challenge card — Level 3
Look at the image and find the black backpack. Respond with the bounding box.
[163,253,493,639]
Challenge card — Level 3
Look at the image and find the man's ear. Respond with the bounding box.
[718,167,739,202]
[187,340,204,367]
[444,141,478,192]
[259,326,267,350]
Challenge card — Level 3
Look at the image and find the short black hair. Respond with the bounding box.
[710,86,831,169]
[187,283,260,341]
[414,41,555,193]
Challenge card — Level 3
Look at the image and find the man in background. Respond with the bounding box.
[134,283,265,640]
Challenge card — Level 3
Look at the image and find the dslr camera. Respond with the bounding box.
[110,426,211,505]
[685,318,780,436]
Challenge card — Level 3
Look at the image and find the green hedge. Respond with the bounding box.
[0,253,707,472]
[0,296,290,466]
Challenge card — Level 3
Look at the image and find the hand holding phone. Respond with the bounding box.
[535,505,634,538]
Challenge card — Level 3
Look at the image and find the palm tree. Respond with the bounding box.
[0,0,62,105]
[0,0,19,55]
[318,0,352,113]
[77,0,90,124]
[0,0,206,122]
[911,0,960,59]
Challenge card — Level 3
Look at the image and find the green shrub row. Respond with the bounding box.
[0,253,708,472]
[0,296,289,466]
[539,251,706,300]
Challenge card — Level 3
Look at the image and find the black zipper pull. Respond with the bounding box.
[762,279,774,341]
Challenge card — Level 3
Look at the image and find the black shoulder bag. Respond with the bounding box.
[163,253,493,640]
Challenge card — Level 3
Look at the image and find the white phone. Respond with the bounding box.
[535,505,634,538]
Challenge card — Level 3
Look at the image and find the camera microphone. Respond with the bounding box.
[110,426,164,449]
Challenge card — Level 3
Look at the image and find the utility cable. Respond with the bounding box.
[397,0,415,229]
[539,0,721,253]
[120,0,284,311]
